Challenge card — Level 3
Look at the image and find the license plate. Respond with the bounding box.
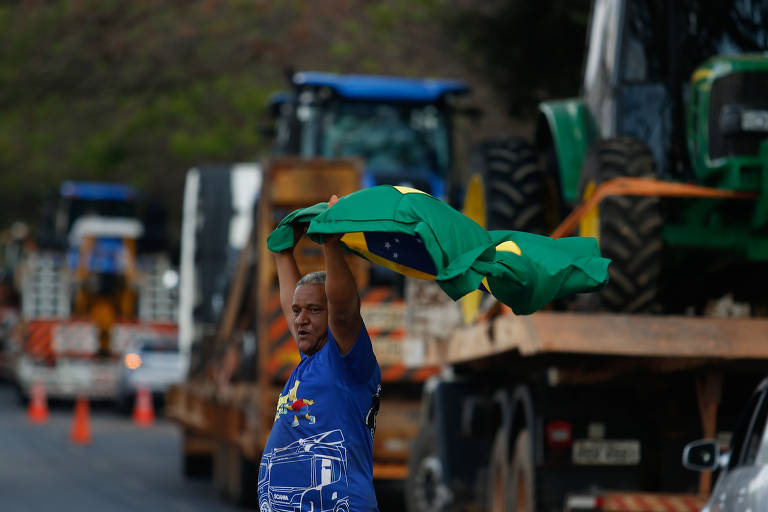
[572,440,641,465]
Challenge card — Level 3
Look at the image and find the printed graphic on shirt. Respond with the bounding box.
[274,380,317,427]
[259,430,349,512]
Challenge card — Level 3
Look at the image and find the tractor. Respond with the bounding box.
[465,0,768,314]
[267,71,473,204]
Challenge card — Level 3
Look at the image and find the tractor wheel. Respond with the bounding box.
[579,137,663,313]
[465,138,550,233]
[507,430,535,512]
[405,426,450,512]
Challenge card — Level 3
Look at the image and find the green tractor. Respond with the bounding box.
[467,0,768,314]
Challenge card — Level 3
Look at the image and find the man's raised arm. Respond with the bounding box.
[274,246,301,340]
[323,195,362,355]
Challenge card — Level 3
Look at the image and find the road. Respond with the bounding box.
[0,384,243,512]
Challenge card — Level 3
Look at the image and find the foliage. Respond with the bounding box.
[0,0,590,242]
[443,0,591,115]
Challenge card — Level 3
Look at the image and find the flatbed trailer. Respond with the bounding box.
[407,308,768,512]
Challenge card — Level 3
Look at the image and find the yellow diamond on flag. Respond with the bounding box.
[496,241,522,256]
[393,186,428,195]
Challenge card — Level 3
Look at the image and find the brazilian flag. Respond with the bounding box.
[267,185,610,315]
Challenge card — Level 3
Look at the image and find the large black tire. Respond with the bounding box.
[486,428,510,512]
[467,138,549,233]
[405,426,450,512]
[182,430,213,478]
[507,430,535,512]
[183,452,213,479]
[579,137,663,313]
[219,442,259,507]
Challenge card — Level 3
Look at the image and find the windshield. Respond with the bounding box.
[269,459,313,488]
[685,0,768,56]
[621,0,768,84]
[319,101,450,180]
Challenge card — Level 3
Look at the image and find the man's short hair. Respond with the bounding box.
[296,271,326,288]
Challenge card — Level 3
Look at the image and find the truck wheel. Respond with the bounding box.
[215,441,259,506]
[259,498,271,512]
[183,453,212,478]
[486,428,509,512]
[213,441,229,497]
[182,430,213,478]
[507,430,535,512]
[579,137,662,313]
[116,392,133,415]
[465,138,549,233]
[406,426,450,512]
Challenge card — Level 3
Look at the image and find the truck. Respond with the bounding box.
[166,72,481,506]
[259,429,350,512]
[404,305,768,512]
[12,181,178,401]
[405,1,768,510]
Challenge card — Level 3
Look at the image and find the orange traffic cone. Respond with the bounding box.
[132,386,155,427]
[27,382,49,424]
[70,395,92,444]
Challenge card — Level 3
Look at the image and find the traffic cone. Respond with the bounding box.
[70,395,92,444]
[132,386,155,427]
[27,382,49,424]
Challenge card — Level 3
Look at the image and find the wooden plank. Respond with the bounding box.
[430,312,768,365]
[268,157,363,206]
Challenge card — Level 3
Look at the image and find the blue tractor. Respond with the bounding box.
[268,71,471,203]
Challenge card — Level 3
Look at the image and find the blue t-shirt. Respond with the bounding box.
[259,324,381,512]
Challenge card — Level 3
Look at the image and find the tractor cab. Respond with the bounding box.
[268,71,470,200]
[579,0,768,182]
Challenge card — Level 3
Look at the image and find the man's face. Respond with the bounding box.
[292,284,329,355]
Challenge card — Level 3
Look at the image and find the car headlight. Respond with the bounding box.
[124,352,142,370]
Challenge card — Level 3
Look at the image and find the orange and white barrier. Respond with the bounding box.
[601,492,707,512]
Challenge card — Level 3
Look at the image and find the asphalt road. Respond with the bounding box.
[0,384,243,512]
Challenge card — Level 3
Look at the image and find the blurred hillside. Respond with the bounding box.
[0,0,589,246]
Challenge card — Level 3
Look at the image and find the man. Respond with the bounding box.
[259,195,381,512]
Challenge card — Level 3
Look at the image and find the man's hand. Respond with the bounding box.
[290,223,308,249]
[324,195,342,244]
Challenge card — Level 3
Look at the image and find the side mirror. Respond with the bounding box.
[682,439,721,471]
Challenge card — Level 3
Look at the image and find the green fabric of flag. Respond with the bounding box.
[268,185,610,314]
[267,202,329,252]
[480,231,609,314]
